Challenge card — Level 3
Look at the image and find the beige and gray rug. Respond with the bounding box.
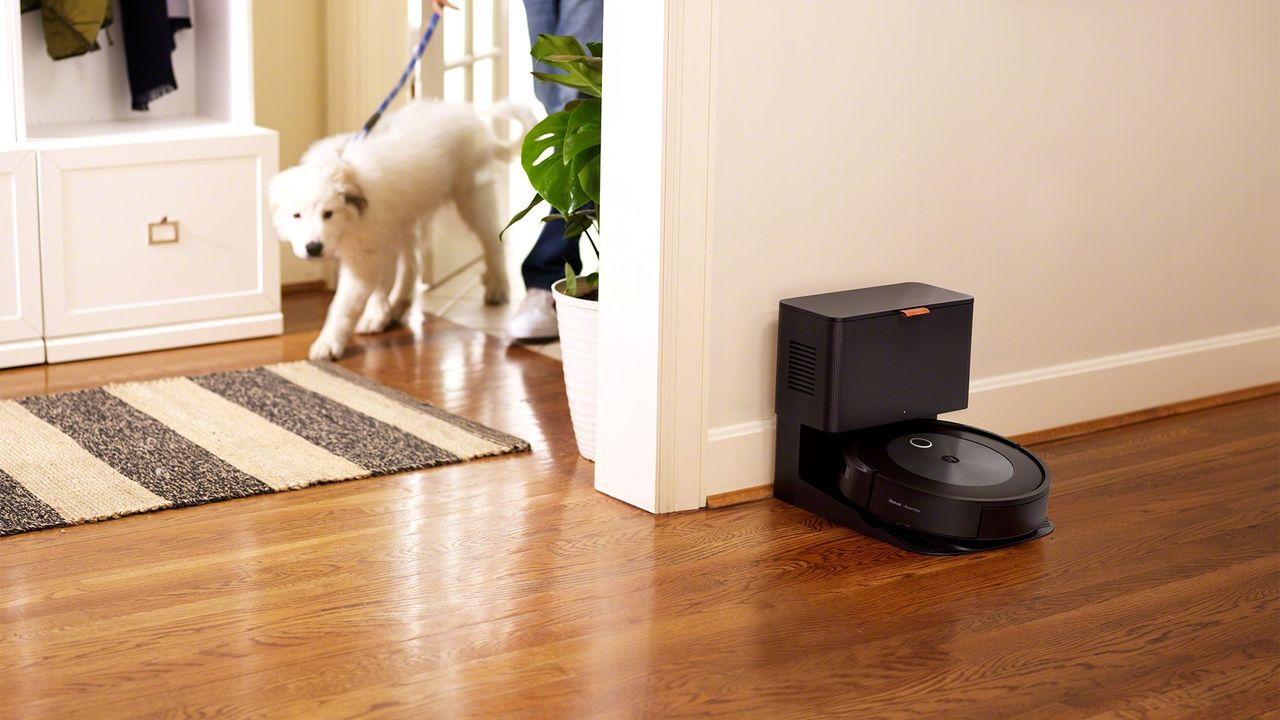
[0,361,529,536]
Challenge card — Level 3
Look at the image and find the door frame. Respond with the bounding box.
[325,0,512,290]
[595,1,717,512]
[417,0,511,287]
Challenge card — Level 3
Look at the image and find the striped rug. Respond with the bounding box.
[0,361,529,536]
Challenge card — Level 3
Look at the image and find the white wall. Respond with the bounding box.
[253,0,328,286]
[703,1,1280,496]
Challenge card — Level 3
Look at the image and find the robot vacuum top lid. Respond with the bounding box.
[844,420,1048,503]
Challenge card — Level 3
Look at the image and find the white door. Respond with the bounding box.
[432,0,509,107]
[416,0,510,288]
[0,148,43,368]
[321,1,514,292]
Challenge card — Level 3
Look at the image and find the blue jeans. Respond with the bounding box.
[520,0,602,290]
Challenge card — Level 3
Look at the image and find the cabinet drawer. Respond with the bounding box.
[0,149,44,368]
[37,132,279,338]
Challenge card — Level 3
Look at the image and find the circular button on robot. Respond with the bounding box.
[839,420,1050,541]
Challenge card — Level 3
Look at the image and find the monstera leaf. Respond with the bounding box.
[520,112,582,215]
[576,155,600,204]
[531,35,602,97]
[564,100,601,204]
[500,192,544,240]
[520,95,602,217]
[564,101,600,163]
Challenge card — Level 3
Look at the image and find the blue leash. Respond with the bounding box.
[354,12,442,141]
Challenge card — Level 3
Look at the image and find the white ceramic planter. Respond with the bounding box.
[551,280,598,460]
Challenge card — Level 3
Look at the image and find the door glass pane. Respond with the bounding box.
[407,0,423,30]
[474,0,494,48]
[444,67,466,103]
[475,59,494,105]
[444,7,467,63]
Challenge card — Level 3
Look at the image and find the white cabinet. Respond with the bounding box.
[0,0,282,367]
[37,131,280,363]
[0,149,43,368]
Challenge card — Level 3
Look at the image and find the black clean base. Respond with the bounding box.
[774,419,1053,556]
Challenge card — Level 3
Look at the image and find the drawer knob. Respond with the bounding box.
[148,216,180,245]
[900,307,930,318]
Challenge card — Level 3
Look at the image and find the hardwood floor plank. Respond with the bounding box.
[1074,639,1279,719]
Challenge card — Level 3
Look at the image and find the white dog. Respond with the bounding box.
[270,100,532,361]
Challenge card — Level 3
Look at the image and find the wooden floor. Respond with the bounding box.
[0,293,1276,719]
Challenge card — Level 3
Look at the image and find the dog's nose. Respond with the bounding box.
[305,241,323,258]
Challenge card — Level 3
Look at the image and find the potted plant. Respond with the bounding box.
[505,35,602,460]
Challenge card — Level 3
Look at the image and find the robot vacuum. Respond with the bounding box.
[839,419,1051,542]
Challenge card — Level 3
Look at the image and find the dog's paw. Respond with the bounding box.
[386,295,414,322]
[355,308,393,335]
[483,272,510,306]
[309,336,346,361]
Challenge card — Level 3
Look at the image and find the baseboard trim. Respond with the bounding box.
[703,382,1280,509]
[706,484,773,509]
[45,313,284,364]
[282,280,329,295]
[703,325,1280,502]
[1010,382,1279,446]
[0,339,45,369]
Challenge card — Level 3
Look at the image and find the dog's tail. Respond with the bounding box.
[483,99,538,162]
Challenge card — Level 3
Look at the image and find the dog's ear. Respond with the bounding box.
[343,190,368,215]
[331,165,368,215]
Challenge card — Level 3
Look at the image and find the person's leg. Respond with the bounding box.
[542,0,603,111]
[510,211,581,342]
[555,0,603,47]
[521,220,582,290]
[521,0,560,112]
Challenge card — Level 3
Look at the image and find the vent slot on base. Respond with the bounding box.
[787,341,818,395]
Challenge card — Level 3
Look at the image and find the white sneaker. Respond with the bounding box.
[506,288,559,341]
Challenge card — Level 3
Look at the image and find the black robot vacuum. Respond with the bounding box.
[842,419,1051,543]
[773,282,1053,555]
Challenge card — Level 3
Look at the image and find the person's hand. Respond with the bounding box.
[432,0,457,12]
